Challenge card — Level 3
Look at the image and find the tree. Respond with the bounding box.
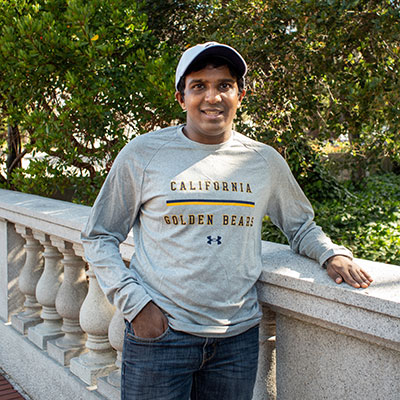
[0,0,180,203]
[0,0,399,204]
[143,0,400,195]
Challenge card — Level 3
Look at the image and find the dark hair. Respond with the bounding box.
[177,55,245,99]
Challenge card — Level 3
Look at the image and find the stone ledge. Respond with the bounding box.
[257,241,400,349]
[0,189,135,260]
[0,321,105,400]
[275,314,400,400]
[0,190,88,231]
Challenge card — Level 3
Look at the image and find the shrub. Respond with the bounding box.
[262,173,400,265]
[0,0,180,204]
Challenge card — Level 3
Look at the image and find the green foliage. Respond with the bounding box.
[275,134,345,202]
[0,0,399,212]
[316,174,400,265]
[0,0,398,263]
[262,173,400,265]
[0,0,180,204]
[147,0,400,182]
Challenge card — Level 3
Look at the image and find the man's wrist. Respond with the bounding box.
[322,254,352,269]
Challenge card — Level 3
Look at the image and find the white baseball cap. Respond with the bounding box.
[175,42,247,90]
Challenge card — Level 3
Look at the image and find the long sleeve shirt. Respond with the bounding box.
[81,126,352,337]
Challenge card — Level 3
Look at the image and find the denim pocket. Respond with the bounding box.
[125,320,171,343]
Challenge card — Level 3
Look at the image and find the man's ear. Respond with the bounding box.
[175,91,186,110]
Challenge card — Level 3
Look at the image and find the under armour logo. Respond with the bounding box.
[207,236,222,245]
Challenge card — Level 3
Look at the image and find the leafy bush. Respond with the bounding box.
[168,0,400,176]
[0,0,180,204]
[262,173,400,265]
[1,0,399,205]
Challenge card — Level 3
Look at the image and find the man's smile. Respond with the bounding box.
[201,109,224,118]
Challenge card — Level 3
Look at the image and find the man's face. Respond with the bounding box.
[175,65,245,144]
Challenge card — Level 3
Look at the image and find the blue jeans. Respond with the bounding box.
[121,322,259,400]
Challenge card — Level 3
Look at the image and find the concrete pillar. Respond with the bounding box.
[11,224,43,334]
[97,309,125,399]
[275,313,400,400]
[47,238,88,366]
[253,304,276,400]
[70,244,116,386]
[0,219,26,322]
[28,231,64,349]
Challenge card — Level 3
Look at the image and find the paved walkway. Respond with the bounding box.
[0,371,26,400]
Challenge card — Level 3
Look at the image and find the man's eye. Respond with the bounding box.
[193,84,204,89]
[220,83,232,90]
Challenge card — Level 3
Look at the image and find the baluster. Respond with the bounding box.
[27,231,64,350]
[97,309,125,399]
[254,304,277,400]
[47,238,88,366]
[11,225,44,334]
[0,219,26,321]
[70,244,116,385]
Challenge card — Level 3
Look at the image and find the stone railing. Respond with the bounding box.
[1,188,400,400]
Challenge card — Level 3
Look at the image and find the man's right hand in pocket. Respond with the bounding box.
[130,301,168,338]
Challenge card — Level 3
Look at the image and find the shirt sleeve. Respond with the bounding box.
[264,148,353,266]
[81,143,152,322]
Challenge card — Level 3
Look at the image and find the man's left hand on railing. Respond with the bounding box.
[325,255,373,289]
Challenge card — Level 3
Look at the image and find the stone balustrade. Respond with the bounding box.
[0,188,399,400]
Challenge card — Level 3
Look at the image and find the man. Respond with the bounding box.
[82,42,372,400]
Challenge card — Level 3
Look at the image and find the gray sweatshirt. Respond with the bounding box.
[81,125,352,337]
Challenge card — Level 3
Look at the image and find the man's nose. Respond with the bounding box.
[205,88,222,103]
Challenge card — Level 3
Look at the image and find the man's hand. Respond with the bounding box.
[325,255,373,289]
[130,301,168,338]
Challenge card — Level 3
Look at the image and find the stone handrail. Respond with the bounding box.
[0,188,399,400]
